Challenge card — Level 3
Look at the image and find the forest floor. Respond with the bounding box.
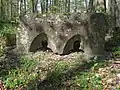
[0,50,120,90]
[34,52,120,90]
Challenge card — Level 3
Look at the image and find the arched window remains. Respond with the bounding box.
[63,34,84,55]
[29,33,52,52]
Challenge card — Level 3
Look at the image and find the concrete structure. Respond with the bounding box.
[17,13,106,56]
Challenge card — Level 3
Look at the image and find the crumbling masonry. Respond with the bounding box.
[17,13,106,56]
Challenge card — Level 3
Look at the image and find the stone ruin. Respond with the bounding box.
[17,12,106,57]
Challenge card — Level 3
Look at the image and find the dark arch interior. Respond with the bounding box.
[73,40,81,52]
[41,40,48,49]
[63,35,84,55]
[73,40,84,52]
[29,33,52,52]
[40,40,52,52]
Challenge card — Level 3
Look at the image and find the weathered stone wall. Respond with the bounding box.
[17,13,106,56]
[86,13,106,55]
[17,22,29,54]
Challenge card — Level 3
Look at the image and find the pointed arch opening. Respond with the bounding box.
[63,34,84,55]
[29,33,52,52]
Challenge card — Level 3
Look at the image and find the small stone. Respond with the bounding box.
[107,79,113,84]
[114,61,120,64]
[117,73,120,78]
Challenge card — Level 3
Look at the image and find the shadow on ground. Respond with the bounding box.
[0,50,20,78]
[37,59,108,90]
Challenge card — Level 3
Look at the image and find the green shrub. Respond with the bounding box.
[73,72,103,90]
[47,61,70,86]
[0,22,16,55]
[112,46,120,57]
[1,56,39,89]
[71,61,108,90]
[0,23,16,37]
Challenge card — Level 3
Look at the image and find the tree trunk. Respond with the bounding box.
[46,0,48,13]
[74,0,77,12]
[31,0,35,13]
[109,0,120,27]
[68,0,70,13]
[40,0,44,13]
[84,0,88,12]
[88,0,94,12]
[103,0,106,13]
[1,0,4,20]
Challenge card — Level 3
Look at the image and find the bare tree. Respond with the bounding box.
[88,0,94,12]
[103,0,106,13]
[84,0,88,12]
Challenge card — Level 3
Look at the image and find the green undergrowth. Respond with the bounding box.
[112,47,120,57]
[0,53,111,90]
[0,56,39,89]
[0,22,16,56]
[46,61,70,86]
[0,22,16,37]
[70,60,108,90]
[43,59,109,90]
